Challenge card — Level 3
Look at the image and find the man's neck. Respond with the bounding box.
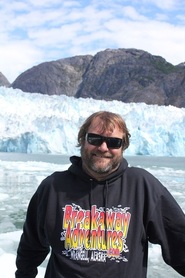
[82,163,119,181]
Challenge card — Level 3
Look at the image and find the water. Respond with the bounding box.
[0,153,184,277]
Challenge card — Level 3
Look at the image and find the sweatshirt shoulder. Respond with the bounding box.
[125,166,164,190]
[46,170,72,182]
[126,166,155,178]
[37,170,73,193]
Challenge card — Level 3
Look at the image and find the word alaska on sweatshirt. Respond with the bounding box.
[60,204,131,263]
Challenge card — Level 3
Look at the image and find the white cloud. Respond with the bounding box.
[121,6,148,21]
[104,18,185,63]
[0,40,44,82]
[1,0,185,82]
[141,0,181,10]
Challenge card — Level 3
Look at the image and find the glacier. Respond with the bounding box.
[0,87,185,156]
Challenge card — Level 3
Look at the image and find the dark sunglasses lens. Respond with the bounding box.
[87,134,102,146]
[106,138,122,149]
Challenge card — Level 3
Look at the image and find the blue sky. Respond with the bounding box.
[1,0,185,82]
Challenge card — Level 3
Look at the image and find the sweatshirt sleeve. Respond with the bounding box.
[147,186,185,276]
[15,180,50,278]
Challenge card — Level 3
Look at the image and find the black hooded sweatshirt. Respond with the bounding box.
[15,156,185,277]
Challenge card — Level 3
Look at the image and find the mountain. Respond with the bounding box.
[0,72,10,87]
[10,48,185,107]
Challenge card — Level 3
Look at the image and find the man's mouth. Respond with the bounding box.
[93,153,112,159]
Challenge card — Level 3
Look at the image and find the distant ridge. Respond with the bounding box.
[0,72,10,87]
[2,48,185,107]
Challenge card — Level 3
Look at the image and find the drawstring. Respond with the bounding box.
[89,179,109,247]
[103,182,108,246]
[89,179,93,243]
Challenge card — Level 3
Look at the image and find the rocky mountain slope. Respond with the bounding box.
[12,55,92,97]
[0,72,10,87]
[7,49,185,107]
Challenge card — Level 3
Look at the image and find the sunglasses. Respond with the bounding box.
[86,133,123,149]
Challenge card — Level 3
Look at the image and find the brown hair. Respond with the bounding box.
[77,111,131,150]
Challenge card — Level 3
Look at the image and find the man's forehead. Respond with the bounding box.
[89,117,120,133]
[89,117,106,129]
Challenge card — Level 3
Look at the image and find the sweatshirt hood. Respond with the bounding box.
[68,155,128,184]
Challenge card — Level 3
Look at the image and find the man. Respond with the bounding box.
[15,111,185,277]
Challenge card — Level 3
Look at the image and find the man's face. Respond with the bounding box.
[81,117,124,180]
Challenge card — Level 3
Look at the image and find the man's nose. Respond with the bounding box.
[98,141,109,151]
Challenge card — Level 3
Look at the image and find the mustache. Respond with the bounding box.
[93,151,114,158]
